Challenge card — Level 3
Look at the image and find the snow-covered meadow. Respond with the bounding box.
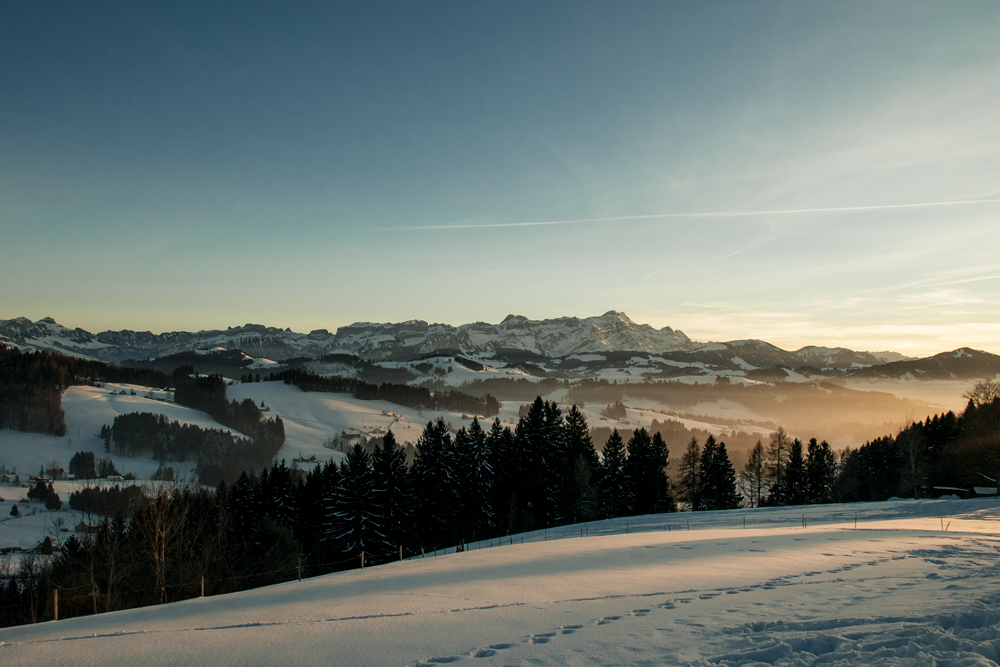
[3,498,1000,666]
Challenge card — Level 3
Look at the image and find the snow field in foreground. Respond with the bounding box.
[3,499,1000,666]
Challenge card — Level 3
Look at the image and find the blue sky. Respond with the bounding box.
[3,2,999,355]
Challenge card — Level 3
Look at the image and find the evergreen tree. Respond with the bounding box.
[329,444,377,561]
[624,428,673,515]
[370,430,408,561]
[487,418,517,535]
[713,441,742,510]
[512,398,564,531]
[598,430,630,518]
[263,460,299,530]
[805,438,837,503]
[764,427,791,506]
[560,405,601,523]
[316,459,342,566]
[227,471,258,541]
[698,436,741,510]
[741,440,766,507]
[456,419,494,542]
[785,439,806,506]
[651,432,676,512]
[69,451,97,479]
[45,484,62,511]
[409,419,458,549]
[697,436,720,510]
[678,437,701,510]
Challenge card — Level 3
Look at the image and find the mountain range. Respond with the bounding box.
[1,311,915,370]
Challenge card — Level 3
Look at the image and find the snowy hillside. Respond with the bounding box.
[2,498,1000,666]
[0,384,241,480]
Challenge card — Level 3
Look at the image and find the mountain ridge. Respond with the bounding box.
[0,312,912,370]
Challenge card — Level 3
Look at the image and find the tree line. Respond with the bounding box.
[0,345,176,436]
[5,387,1000,629]
[279,368,501,417]
[833,380,1000,501]
[0,397,679,627]
[102,411,284,486]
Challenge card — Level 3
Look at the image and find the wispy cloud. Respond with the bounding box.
[384,198,1000,231]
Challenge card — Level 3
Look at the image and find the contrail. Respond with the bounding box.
[387,198,1000,231]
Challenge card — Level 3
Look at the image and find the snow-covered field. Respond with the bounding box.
[0,384,241,480]
[3,498,1000,666]
[227,382,504,460]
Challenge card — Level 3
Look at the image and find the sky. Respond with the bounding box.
[2,1,999,356]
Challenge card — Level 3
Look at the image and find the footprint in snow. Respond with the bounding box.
[469,649,495,659]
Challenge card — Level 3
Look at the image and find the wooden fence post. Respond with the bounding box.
[54,588,58,621]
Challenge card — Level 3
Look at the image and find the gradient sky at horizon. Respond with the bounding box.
[3,1,999,356]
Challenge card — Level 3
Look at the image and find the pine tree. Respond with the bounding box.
[626,428,674,515]
[410,418,458,549]
[370,430,408,560]
[488,418,517,535]
[599,430,630,519]
[512,398,563,531]
[560,405,600,523]
[265,460,300,530]
[713,441,742,510]
[805,438,837,503]
[764,427,791,506]
[698,436,740,510]
[785,439,807,505]
[650,432,676,513]
[329,444,378,561]
[698,436,721,510]
[227,471,258,540]
[457,419,494,541]
[316,459,342,566]
[741,440,766,507]
[678,437,701,510]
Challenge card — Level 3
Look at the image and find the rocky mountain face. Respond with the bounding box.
[0,312,695,363]
[332,311,696,359]
[5,312,961,377]
[0,317,336,363]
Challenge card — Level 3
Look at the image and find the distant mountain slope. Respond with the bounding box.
[794,346,909,368]
[846,347,1000,381]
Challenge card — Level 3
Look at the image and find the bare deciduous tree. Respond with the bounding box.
[963,379,1000,408]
